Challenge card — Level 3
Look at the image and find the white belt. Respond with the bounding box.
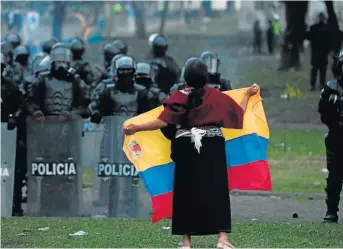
[175,128,207,154]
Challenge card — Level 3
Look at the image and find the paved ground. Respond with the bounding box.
[20,185,343,223]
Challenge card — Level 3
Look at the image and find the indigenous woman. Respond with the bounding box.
[123,58,259,249]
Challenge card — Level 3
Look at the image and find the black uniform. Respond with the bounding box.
[28,43,90,119]
[318,50,343,223]
[1,55,30,216]
[306,13,332,91]
[70,38,94,86]
[148,33,180,94]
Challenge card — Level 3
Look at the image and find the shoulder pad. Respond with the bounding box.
[327,81,338,90]
[150,58,167,68]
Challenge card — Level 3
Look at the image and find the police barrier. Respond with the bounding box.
[26,116,83,217]
[92,116,152,219]
[1,124,17,217]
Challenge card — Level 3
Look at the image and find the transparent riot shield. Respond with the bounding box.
[26,116,83,217]
[91,116,152,219]
[1,123,17,217]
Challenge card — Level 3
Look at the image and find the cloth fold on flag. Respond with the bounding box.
[123,87,272,223]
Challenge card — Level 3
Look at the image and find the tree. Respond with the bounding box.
[159,1,169,34]
[324,0,341,53]
[52,1,66,40]
[131,1,147,39]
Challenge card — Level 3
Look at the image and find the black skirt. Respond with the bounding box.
[170,135,231,236]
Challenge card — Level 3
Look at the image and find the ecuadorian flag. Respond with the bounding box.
[123,87,272,223]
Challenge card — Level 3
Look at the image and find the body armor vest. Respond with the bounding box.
[109,89,138,116]
[43,77,73,115]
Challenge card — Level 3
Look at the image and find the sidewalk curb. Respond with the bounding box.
[230,190,343,200]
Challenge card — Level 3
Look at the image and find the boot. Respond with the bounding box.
[323,212,339,223]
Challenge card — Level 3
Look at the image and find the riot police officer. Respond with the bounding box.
[5,32,21,50]
[135,62,167,114]
[42,37,59,55]
[200,51,232,91]
[148,33,180,94]
[318,49,343,223]
[1,53,30,216]
[70,38,94,86]
[89,56,159,209]
[89,56,139,121]
[112,40,128,55]
[28,43,91,120]
[13,45,31,86]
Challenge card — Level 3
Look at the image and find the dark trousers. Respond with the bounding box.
[310,65,327,88]
[12,125,27,216]
[325,135,343,213]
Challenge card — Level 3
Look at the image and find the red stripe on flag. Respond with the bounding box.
[228,160,272,191]
[151,191,173,223]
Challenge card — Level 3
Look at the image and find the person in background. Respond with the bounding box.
[266,20,275,55]
[318,49,343,223]
[148,33,180,95]
[253,20,262,54]
[306,12,332,91]
[123,57,259,249]
[70,38,94,86]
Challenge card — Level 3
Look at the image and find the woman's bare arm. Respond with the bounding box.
[136,119,168,132]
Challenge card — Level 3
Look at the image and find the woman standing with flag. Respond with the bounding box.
[123,58,259,249]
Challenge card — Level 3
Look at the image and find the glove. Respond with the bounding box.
[328,94,339,105]
[33,110,45,121]
[59,110,72,121]
[90,111,102,124]
[7,116,16,130]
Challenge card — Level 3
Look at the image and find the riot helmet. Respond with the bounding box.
[104,43,121,69]
[14,45,30,66]
[51,43,72,75]
[42,37,59,54]
[183,57,208,88]
[5,32,21,49]
[112,40,128,55]
[110,54,125,76]
[200,51,220,75]
[31,52,48,75]
[135,62,152,88]
[70,38,85,60]
[114,56,136,91]
[148,33,168,57]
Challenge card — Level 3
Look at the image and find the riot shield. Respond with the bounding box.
[92,116,152,219]
[1,123,17,217]
[26,116,83,217]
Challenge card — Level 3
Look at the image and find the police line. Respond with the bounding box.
[1,116,150,219]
